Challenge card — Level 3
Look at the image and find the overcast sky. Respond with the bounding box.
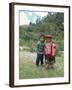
[20,11,48,25]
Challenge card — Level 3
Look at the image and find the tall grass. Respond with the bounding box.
[19,51,64,79]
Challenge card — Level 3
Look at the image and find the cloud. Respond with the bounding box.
[20,12,29,25]
[32,12,48,23]
[20,11,48,25]
[35,12,48,18]
[28,12,33,17]
[32,16,37,24]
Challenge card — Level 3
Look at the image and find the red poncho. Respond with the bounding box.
[44,42,56,59]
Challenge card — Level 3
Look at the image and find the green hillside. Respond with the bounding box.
[19,12,64,54]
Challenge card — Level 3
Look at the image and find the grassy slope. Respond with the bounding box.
[19,51,64,79]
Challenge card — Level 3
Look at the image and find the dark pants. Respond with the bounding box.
[45,55,55,64]
[36,53,43,66]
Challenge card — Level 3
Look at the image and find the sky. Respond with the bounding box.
[20,11,48,25]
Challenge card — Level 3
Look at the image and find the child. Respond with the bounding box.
[44,35,56,69]
[36,34,45,66]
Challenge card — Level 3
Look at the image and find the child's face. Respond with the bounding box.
[40,36,44,42]
[46,38,52,43]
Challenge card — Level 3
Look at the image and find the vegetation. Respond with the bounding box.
[19,12,64,53]
[19,51,64,79]
[19,12,64,79]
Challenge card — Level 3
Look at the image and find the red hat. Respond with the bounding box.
[45,35,52,39]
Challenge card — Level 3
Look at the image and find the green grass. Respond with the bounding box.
[19,51,64,79]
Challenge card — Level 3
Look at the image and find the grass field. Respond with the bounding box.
[19,51,64,79]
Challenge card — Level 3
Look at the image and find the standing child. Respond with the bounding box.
[36,34,45,67]
[44,35,56,69]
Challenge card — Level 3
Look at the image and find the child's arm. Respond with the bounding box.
[53,43,56,56]
[36,41,40,52]
[44,44,46,55]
